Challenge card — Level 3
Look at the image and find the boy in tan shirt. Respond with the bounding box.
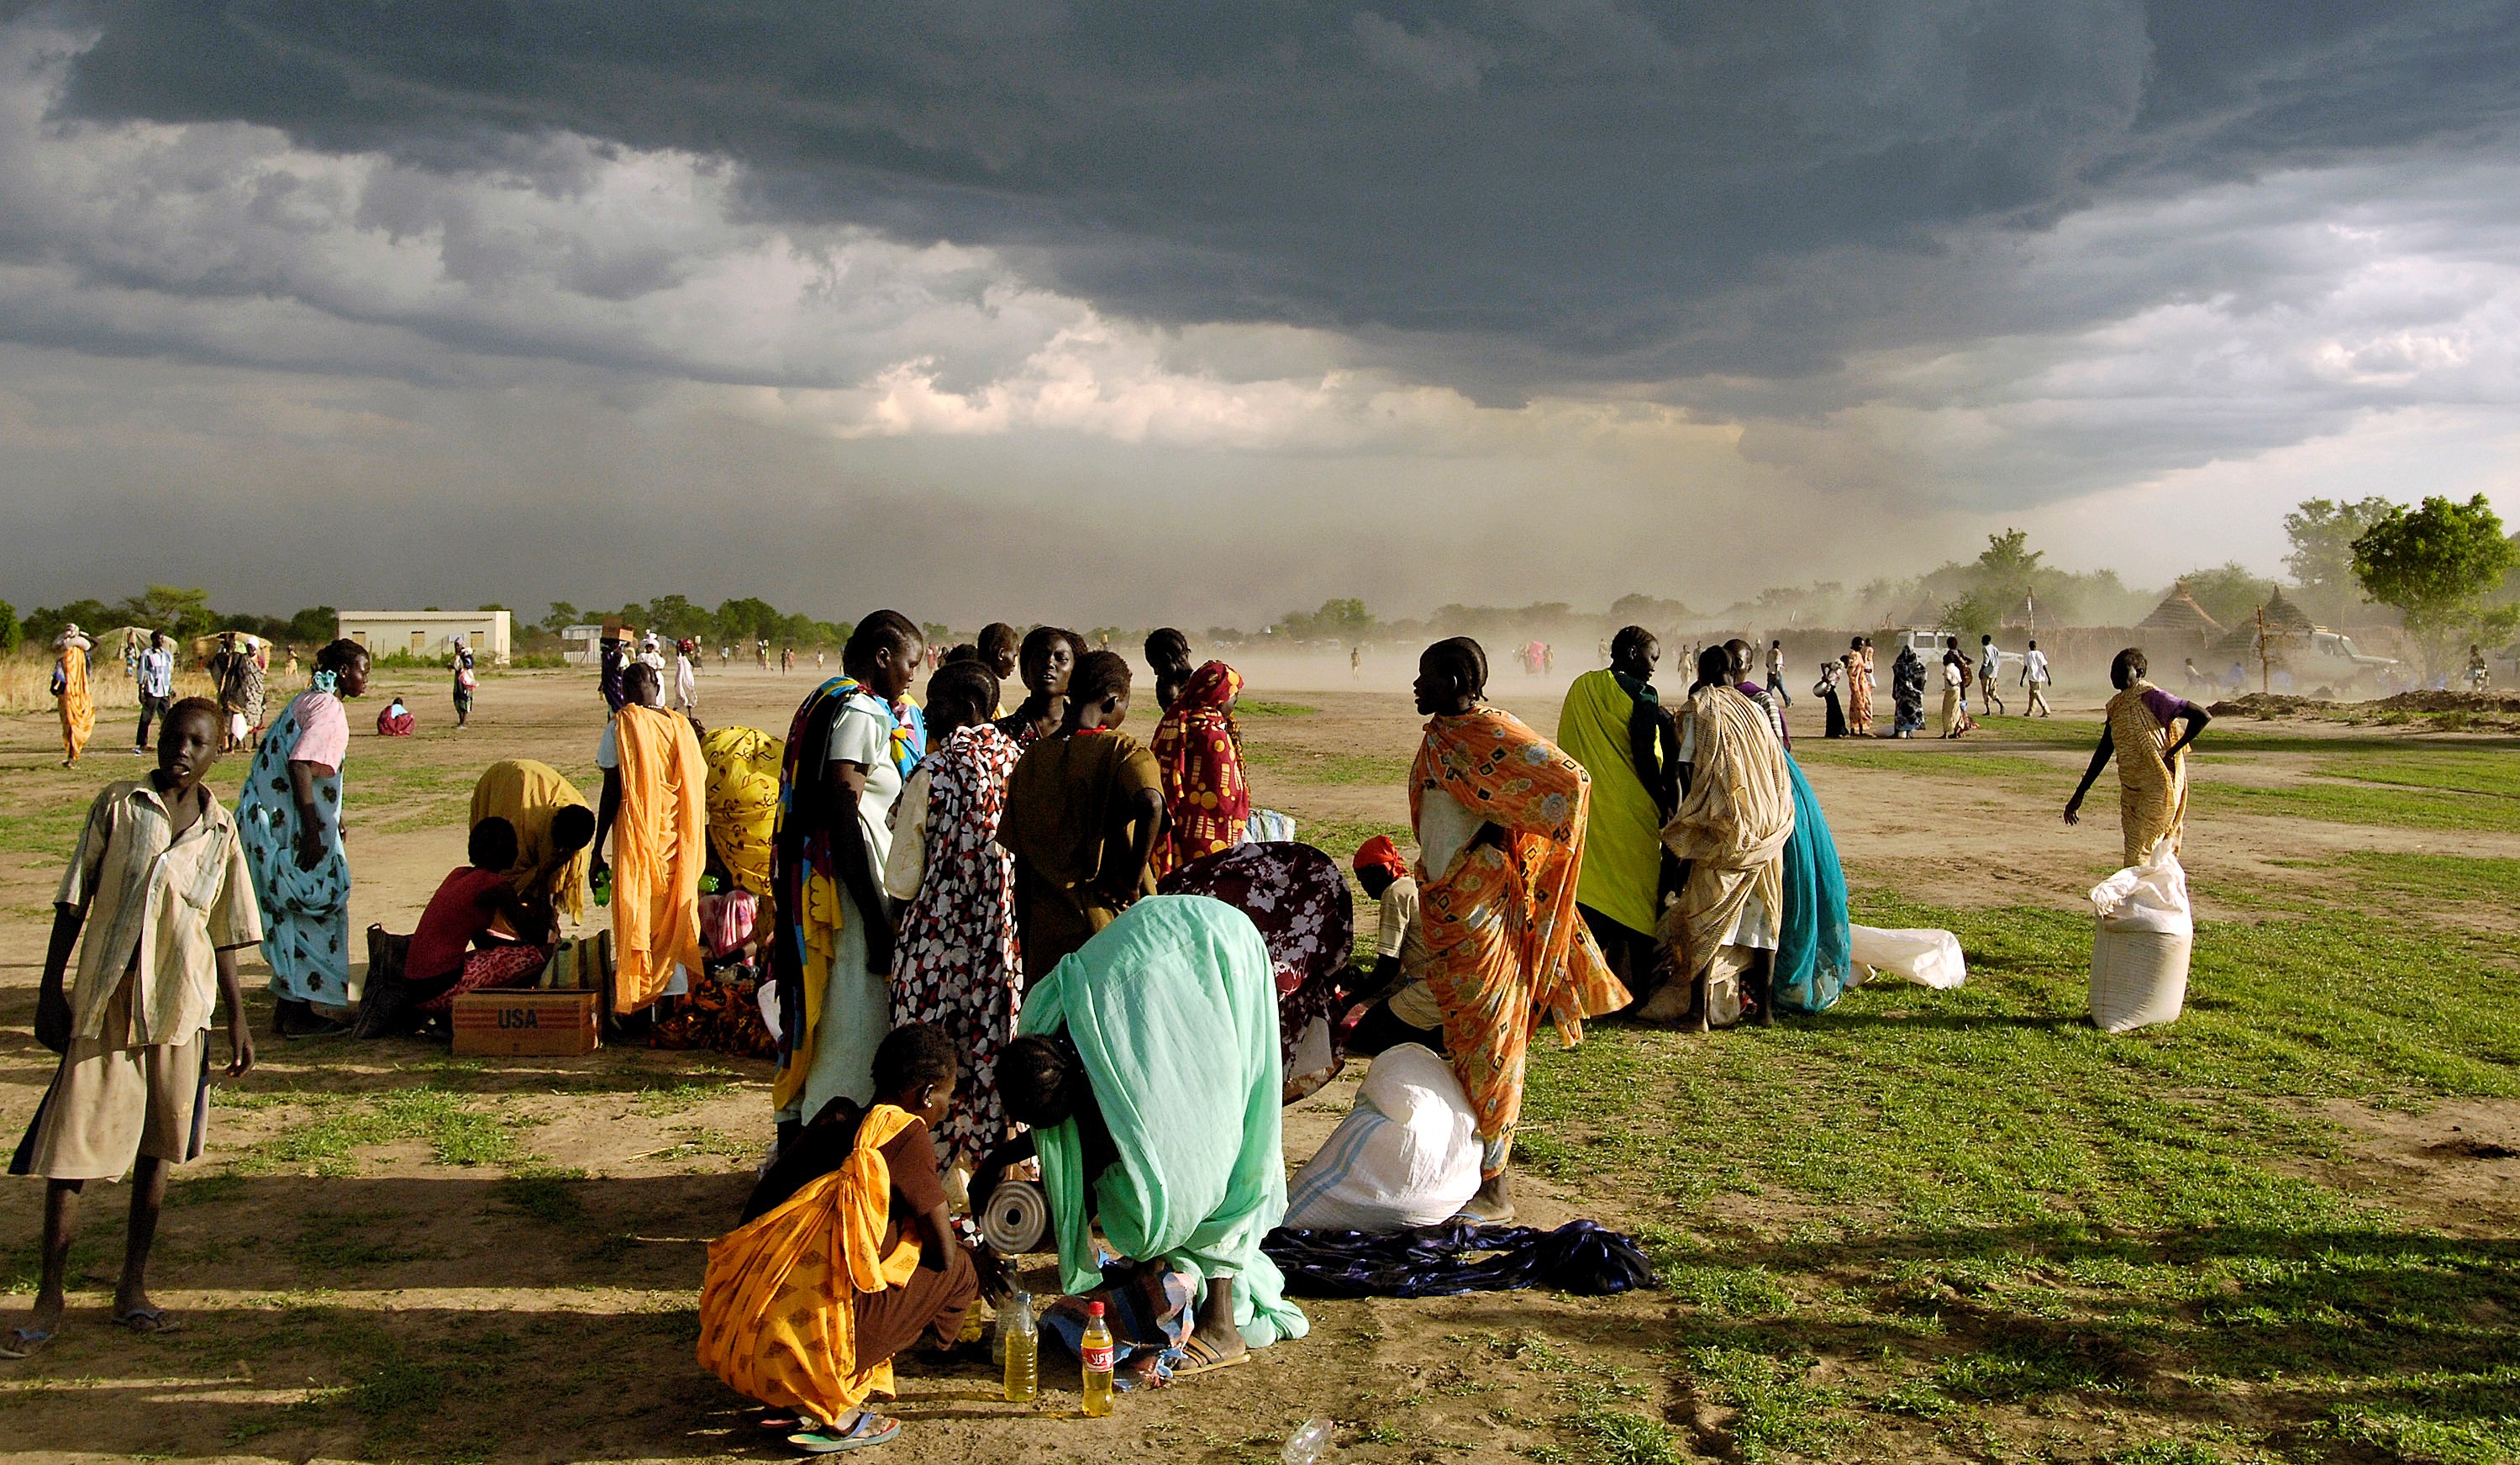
[8,698,258,1356]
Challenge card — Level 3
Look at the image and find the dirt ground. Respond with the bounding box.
[0,660,2510,1463]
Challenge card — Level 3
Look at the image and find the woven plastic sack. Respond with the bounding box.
[1847,925,1966,989]
[1285,1044,1479,1231]
[2088,842,2193,1032]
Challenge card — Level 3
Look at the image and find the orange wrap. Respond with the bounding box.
[612,705,707,1013]
[696,1105,923,1423]
[1410,707,1629,1178]
[56,642,95,762]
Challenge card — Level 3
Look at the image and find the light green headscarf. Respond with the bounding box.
[1020,894,1309,1348]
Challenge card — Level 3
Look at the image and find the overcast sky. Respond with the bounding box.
[4,3,2517,625]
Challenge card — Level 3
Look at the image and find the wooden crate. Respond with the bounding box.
[450,989,602,1057]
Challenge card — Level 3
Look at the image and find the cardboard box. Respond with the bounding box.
[451,989,602,1057]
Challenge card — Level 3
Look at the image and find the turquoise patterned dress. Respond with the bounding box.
[237,688,353,1004]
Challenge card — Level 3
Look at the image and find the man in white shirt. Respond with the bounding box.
[1765,640,1792,710]
[1979,635,2007,718]
[131,633,176,754]
[2020,640,2053,717]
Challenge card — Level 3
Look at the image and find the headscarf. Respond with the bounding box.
[1149,660,1249,878]
[1352,835,1409,884]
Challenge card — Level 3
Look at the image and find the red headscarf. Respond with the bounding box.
[1352,835,1408,883]
[1150,660,1250,879]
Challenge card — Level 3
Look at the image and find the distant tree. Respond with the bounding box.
[922,622,953,649]
[114,585,217,638]
[2284,497,2396,595]
[0,599,18,655]
[2352,495,2517,676]
[22,599,113,646]
[1279,598,1377,643]
[642,594,712,641]
[1938,593,2000,640]
[2173,561,2281,629]
[288,606,339,644]
[539,602,581,635]
[713,597,781,644]
[1970,530,2044,620]
[1608,593,1691,629]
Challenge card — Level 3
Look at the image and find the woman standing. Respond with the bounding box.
[50,624,95,767]
[1844,637,1874,736]
[1818,656,1848,739]
[239,639,371,1036]
[1891,644,1926,738]
[992,626,1083,747]
[2067,648,2212,867]
[1148,661,1249,880]
[884,661,1023,1182]
[771,613,927,1140]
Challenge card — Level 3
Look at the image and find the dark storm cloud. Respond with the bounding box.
[43,1,2520,387]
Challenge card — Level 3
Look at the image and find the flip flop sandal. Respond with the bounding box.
[0,1328,52,1359]
[1161,1336,1250,1378]
[788,1414,899,1453]
[114,1307,182,1336]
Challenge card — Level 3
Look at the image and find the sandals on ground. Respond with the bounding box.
[0,1327,52,1359]
[114,1306,182,1335]
[788,1412,900,1453]
[1160,1334,1251,1378]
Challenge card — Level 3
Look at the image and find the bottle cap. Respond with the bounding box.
[1088,1301,1104,1317]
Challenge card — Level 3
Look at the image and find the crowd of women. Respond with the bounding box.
[136,608,2203,1454]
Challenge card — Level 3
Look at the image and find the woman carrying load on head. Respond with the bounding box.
[771,613,928,1147]
[237,638,370,1037]
[1149,661,1249,881]
[2066,647,2212,867]
[998,896,1310,1385]
[884,661,1024,1184]
[51,624,97,767]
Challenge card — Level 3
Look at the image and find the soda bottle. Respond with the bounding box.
[1078,1301,1114,1417]
[592,867,613,907]
[1001,1292,1038,1404]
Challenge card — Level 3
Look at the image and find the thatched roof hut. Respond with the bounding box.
[2139,582,2223,639]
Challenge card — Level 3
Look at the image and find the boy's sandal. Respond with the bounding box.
[788,1413,899,1453]
[0,1328,52,1359]
[114,1307,182,1335]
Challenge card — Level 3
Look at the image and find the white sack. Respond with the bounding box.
[2089,841,2193,936]
[1285,1043,1481,1231]
[2088,842,2195,1031]
[1847,925,1967,990]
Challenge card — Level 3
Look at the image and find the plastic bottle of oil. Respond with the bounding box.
[1078,1301,1115,1417]
[1000,1292,1038,1404]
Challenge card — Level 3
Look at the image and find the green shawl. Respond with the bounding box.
[1020,894,1308,1347]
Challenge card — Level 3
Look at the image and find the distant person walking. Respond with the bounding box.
[2021,640,2054,717]
[2067,648,2212,867]
[674,640,701,715]
[237,639,370,1037]
[132,632,175,755]
[53,625,96,768]
[1890,645,1926,737]
[600,628,629,714]
[1818,655,1847,739]
[451,635,476,730]
[1765,640,1792,710]
[1978,635,2006,718]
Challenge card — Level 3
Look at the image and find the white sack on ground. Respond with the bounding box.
[1285,1043,1480,1231]
[1847,925,1967,989]
[2089,842,2194,1032]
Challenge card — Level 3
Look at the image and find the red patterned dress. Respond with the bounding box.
[1149,661,1249,880]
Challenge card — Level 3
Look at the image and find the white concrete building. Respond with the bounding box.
[338,609,513,665]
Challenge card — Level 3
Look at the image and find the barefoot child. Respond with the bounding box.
[8,698,257,1356]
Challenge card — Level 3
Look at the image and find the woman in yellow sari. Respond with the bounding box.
[697,1024,992,1453]
[2066,648,2212,866]
[53,626,96,767]
[1409,638,1629,1223]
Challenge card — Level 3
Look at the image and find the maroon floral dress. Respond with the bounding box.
[1158,841,1355,1101]
[889,723,1024,1172]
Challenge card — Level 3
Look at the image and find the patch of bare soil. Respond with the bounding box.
[2296,1099,2520,1236]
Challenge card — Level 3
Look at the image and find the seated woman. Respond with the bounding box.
[376,696,414,736]
[700,1025,996,1453]
[357,815,582,1037]
[997,895,1309,1385]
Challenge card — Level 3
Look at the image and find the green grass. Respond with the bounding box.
[2312,751,2520,798]
[234,1088,541,1175]
[2292,851,2520,907]
[1510,891,2520,1457]
[1239,700,1318,718]
[1246,743,1417,785]
[2205,778,2520,833]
